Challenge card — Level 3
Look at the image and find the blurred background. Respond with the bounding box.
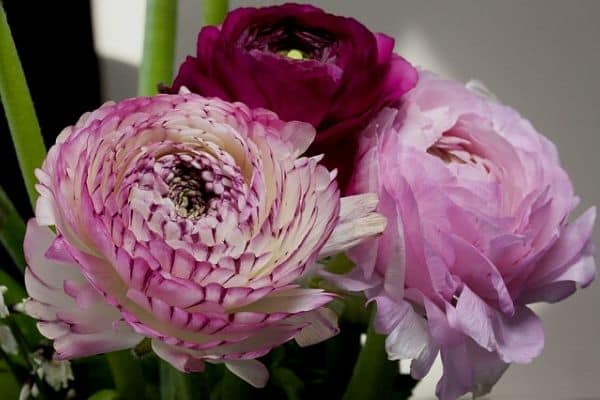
[2,1,599,398]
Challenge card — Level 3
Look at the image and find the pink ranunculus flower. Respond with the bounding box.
[343,71,596,400]
[23,91,386,387]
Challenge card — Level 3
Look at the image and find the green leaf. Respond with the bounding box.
[0,6,47,209]
[138,0,178,96]
[88,389,120,400]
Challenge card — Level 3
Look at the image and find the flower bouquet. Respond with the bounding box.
[0,1,595,399]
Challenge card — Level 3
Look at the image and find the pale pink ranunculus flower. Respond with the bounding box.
[24,92,385,387]
[343,71,596,400]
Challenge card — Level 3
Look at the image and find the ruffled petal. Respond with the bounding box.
[451,286,543,364]
[522,207,597,302]
[436,339,508,400]
[23,220,143,359]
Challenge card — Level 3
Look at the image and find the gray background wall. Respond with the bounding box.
[92,1,600,398]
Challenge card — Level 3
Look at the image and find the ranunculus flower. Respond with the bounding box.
[341,72,596,400]
[23,92,386,387]
[168,3,418,185]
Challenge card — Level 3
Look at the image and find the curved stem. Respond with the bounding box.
[203,0,228,26]
[0,6,46,209]
[342,309,399,400]
[138,0,178,96]
[106,350,145,400]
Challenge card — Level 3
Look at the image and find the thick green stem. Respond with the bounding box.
[0,6,46,209]
[203,0,228,26]
[106,350,145,400]
[342,313,399,400]
[138,0,178,96]
[0,186,26,274]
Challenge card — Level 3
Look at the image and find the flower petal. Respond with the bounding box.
[224,359,269,388]
[152,340,205,372]
[319,194,386,257]
[24,219,143,359]
[293,307,339,347]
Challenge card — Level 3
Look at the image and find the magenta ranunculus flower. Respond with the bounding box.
[168,3,417,186]
[23,91,386,387]
[342,72,597,400]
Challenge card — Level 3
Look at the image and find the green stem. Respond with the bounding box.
[203,0,228,26]
[106,350,145,400]
[159,360,209,400]
[0,6,46,209]
[220,368,252,399]
[0,186,26,274]
[138,0,178,96]
[342,312,399,400]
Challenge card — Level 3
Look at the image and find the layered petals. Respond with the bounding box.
[25,92,385,385]
[23,220,143,359]
[345,71,596,399]
[168,3,417,186]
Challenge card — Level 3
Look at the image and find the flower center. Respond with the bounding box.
[427,130,492,175]
[245,22,337,63]
[279,48,306,60]
[167,164,213,220]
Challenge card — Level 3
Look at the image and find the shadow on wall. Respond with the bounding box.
[99,58,138,101]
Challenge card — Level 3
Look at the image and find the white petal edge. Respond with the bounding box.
[465,79,500,102]
[24,219,143,359]
[319,193,387,257]
[293,307,339,347]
